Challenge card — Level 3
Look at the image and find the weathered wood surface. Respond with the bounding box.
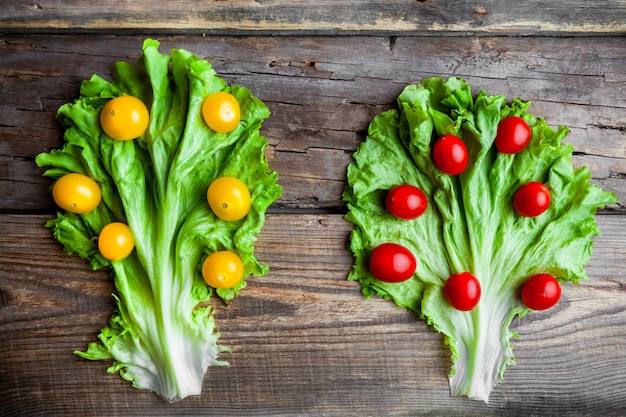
[1,0,625,34]
[1,35,625,211]
[1,1,626,415]
[1,214,625,417]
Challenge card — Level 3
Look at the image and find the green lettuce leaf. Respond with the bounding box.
[343,77,616,402]
[36,39,282,402]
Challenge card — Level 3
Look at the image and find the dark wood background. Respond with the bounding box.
[1,1,625,416]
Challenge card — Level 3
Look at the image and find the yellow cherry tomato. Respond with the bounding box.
[98,222,135,261]
[207,176,251,221]
[202,91,240,133]
[202,250,244,289]
[100,95,150,140]
[52,173,102,214]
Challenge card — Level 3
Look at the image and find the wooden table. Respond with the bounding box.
[1,1,625,416]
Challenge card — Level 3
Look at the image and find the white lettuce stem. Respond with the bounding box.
[448,301,511,403]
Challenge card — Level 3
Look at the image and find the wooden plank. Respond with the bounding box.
[1,35,624,212]
[0,213,625,416]
[1,1,624,415]
[1,0,625,34]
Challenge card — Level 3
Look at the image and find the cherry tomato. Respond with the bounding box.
[52,173,102,214]
[514,182,550,217]
[444,272,481,311]
[100,96,150,141]
[521,273,562,310]
[207,176,251,221]
[202,91,240,133]
[432,134,468,176]
[369,243,417,283]
[98,222,135,261]
[495,116,532,154]
[202,250,244,289]
[386,184,428,220]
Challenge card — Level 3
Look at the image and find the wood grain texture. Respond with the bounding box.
[0,213,625,416]
[1,2,626,414]
[1,0,625,34]
[1,35,624,211]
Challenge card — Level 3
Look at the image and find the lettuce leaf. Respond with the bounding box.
[343,77,616,402]
[35,39,282,402]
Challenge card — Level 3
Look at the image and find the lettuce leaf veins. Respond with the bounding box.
[36,39,282,402]
[343,77,616,402]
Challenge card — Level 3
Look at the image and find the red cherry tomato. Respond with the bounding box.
[514,182,550,217]
[432,134,468,176]
[369,243,417,283]
[444,272,481,311]
[521,273,562,310]
[386,184,428,220]
[495,116,532,154]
